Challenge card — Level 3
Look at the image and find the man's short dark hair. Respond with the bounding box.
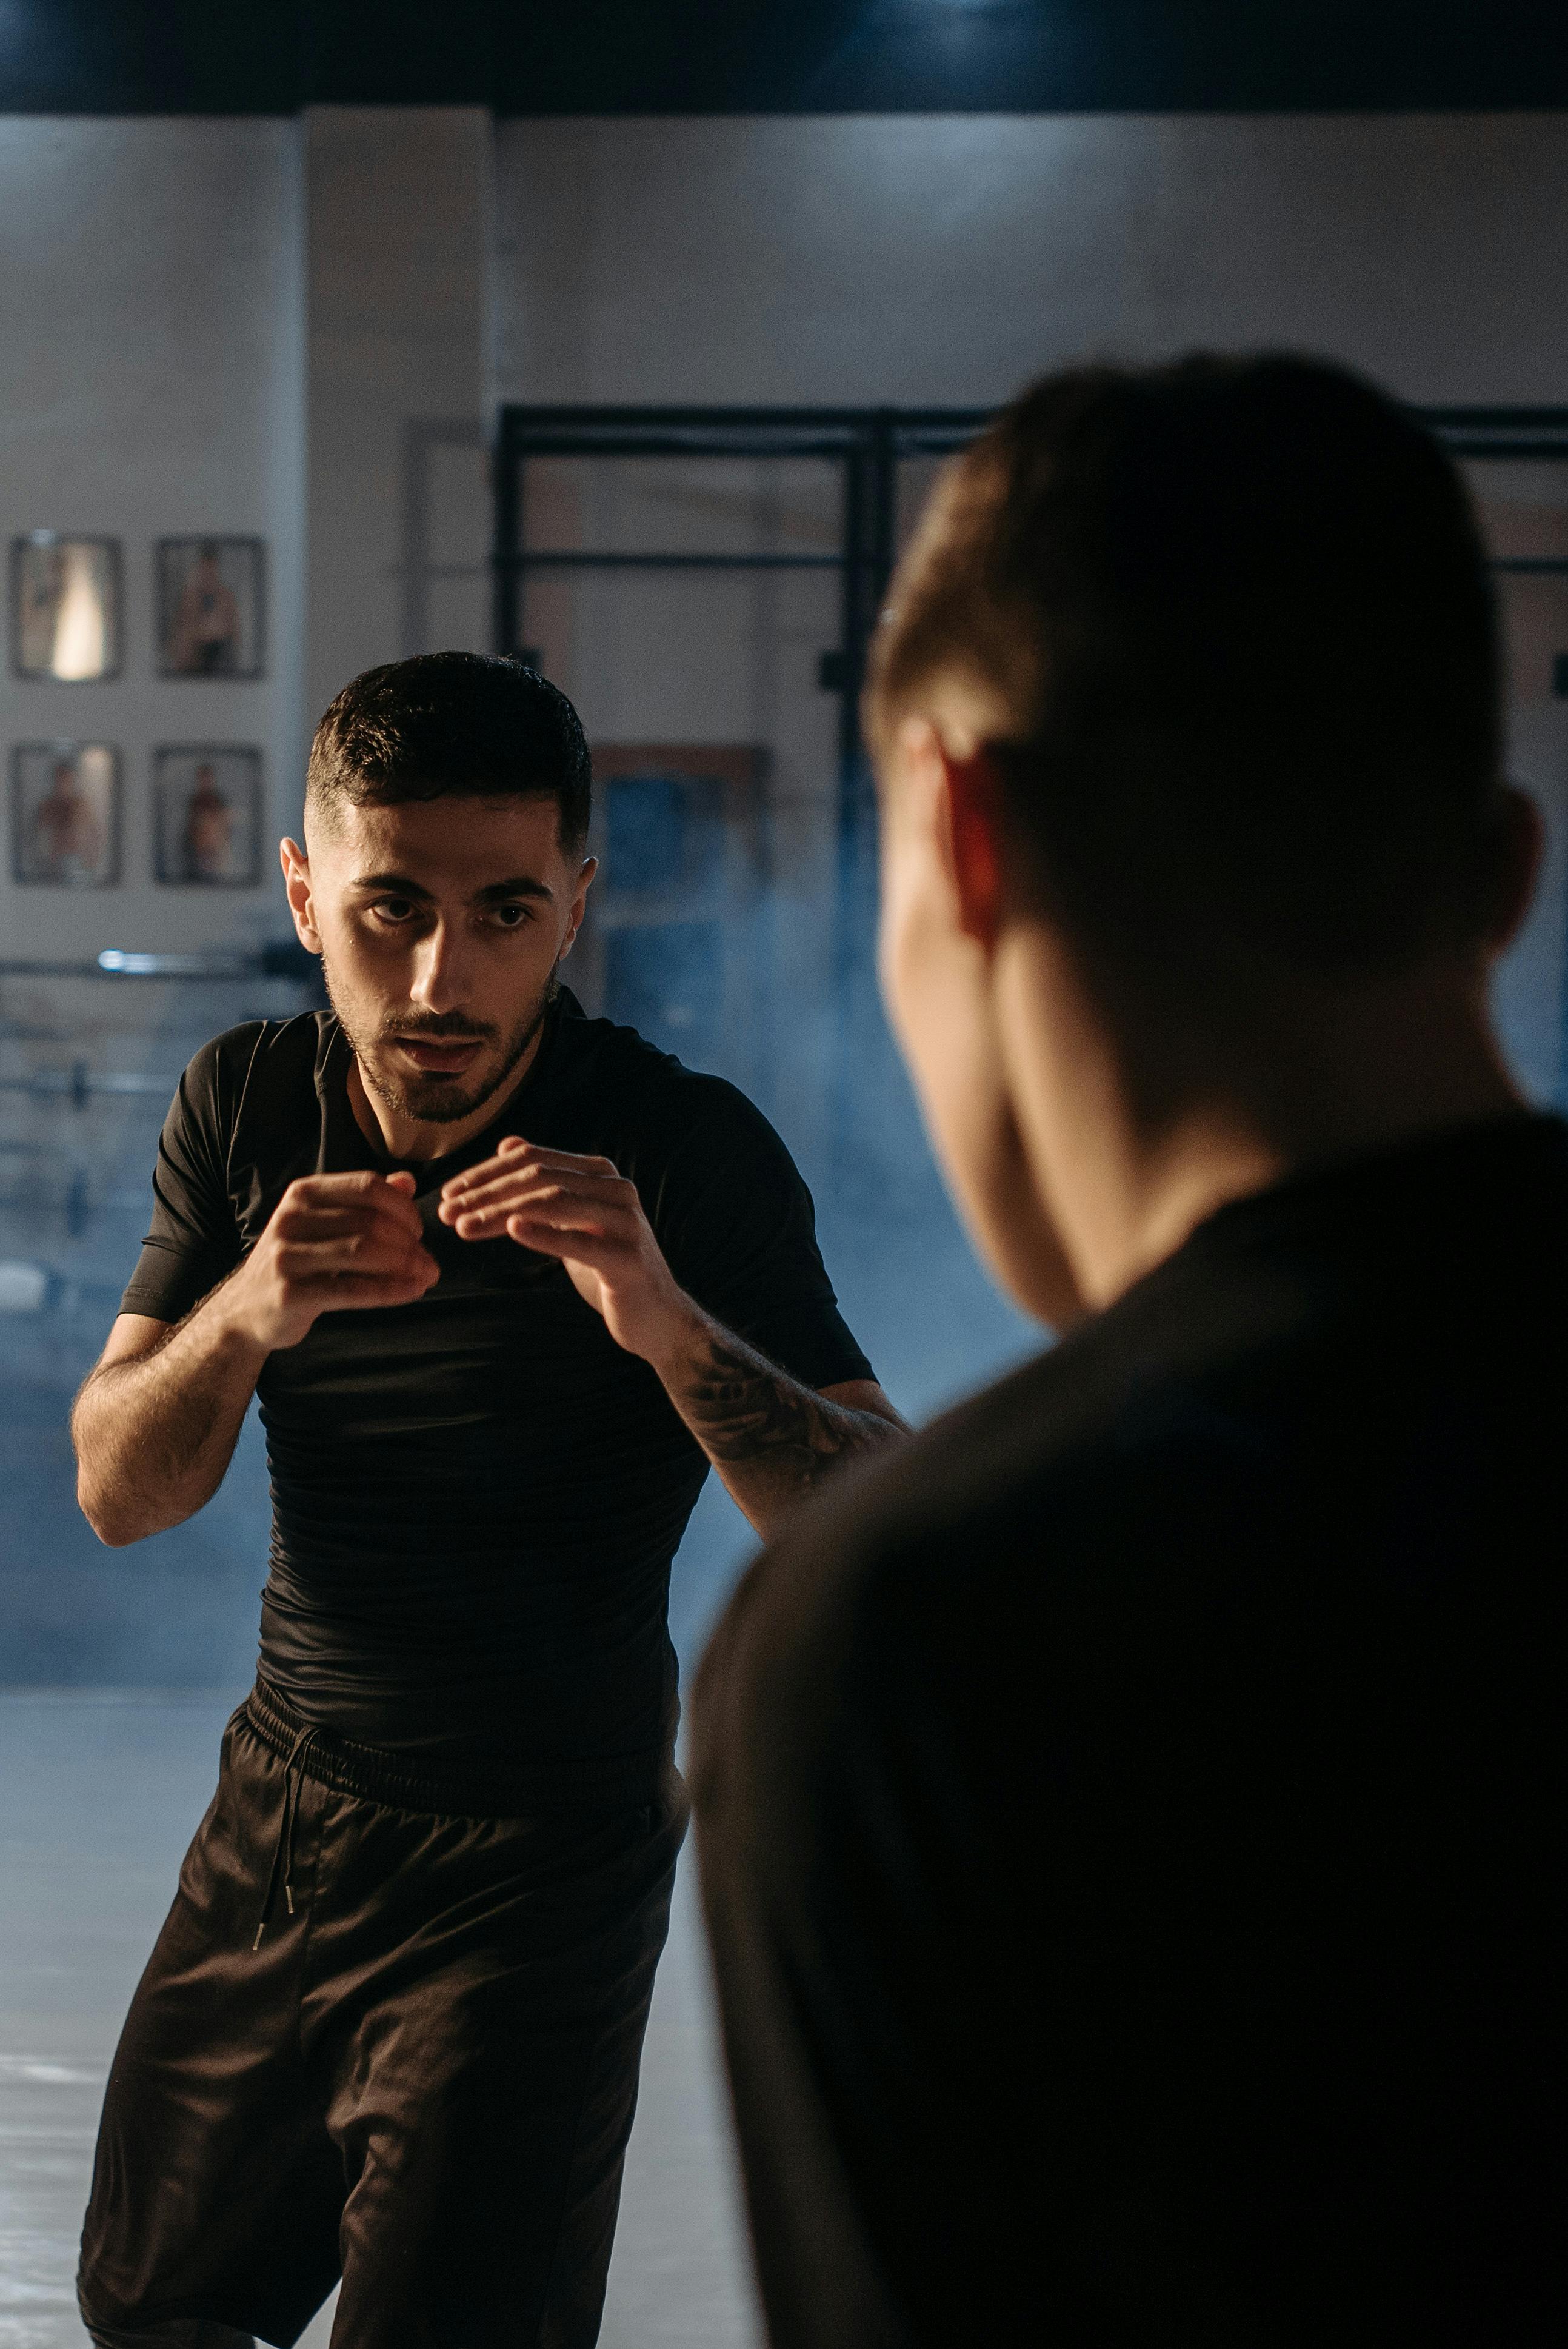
[868,354,1504,983]
[307,652,592,854]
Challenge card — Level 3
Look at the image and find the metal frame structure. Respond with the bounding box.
[493,404,987,864]
[493,398,1568,806]
[493,401,1568,1100]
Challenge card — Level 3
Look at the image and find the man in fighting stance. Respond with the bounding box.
[72,651,902,2349]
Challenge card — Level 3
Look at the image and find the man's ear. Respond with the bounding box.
[558,855,598,961]
[941,747,1009,952]
[279,836,322,954]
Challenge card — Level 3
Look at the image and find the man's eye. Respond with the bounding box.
[492,903,532,929]
[371,898,416,923]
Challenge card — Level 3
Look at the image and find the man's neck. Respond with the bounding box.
[998,928,1528,1311]
[346,1022,547,1164]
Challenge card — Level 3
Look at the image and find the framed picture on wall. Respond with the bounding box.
[10,534,122,680]
[10,742,122,887]
[156,537,265,678]
[153,746,263,886]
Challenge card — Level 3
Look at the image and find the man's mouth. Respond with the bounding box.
[390,1035,488,1077]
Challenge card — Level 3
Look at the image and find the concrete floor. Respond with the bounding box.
[0,1689,761,2349]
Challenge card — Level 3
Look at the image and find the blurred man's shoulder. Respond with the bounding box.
[696,1260,1266,1700]
[689,1335,1135,1780]
[693,1115,1568,1803]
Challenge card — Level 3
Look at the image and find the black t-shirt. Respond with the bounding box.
[692,1113,1568,2348]
[123,991,872,1766]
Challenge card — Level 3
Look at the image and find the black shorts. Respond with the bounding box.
[79,1681,687,2349]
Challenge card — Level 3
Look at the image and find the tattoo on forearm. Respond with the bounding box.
[678,1328,896,1495]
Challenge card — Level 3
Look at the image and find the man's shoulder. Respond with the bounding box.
[693,1346,1080,1690]
[177,1012,329,1140]
[549,996,791,1163]
[689,1289,1308,1784]
[717,1274,1258,1572]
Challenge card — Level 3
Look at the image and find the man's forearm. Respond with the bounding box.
[652,1305,905,1539]
[73,1290,267,1546]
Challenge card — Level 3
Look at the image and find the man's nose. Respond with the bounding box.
[408,921,472,1012]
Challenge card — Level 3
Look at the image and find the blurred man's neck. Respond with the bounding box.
[996,926,1527,1311]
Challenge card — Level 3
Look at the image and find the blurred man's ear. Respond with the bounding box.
[1480,784,1544,956]
[942,747,1010,953]
[558,855,598,961]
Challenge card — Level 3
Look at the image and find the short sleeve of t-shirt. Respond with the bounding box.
[119,1031,253,1323]
[647,1080,875,1392]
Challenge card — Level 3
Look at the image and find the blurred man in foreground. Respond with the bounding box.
[692,356,1566,2348]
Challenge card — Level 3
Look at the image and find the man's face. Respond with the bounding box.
[283,794,594,1131]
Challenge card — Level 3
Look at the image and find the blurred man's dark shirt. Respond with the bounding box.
[692,1112,1567,2349]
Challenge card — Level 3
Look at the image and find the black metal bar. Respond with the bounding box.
[401,420,434,661]
[836,441,869,852]
[1490,557,1568,574]
[501,549,845,573]
[825,435,871,1170]
[1446,441,1568,461]
[493,412,523,657]
[497,406,880,464]
[831,410,901,1153]
[867,409,900,631]
[499,408,884,472]
[0,947,313,981]
[0,1072,173,1100]
[830,406,898,887]
[0,957,242,980]
[0,960,125,979]
[890,412,992,458]
[495,402,1568,492]
[501,405,887,429]
[505,439,866,466]
[1423,406,1568,432]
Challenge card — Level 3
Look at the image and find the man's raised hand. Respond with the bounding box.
[220,1170,439,1353]
[73,1169,438,1547]
[438,1139,689,1362]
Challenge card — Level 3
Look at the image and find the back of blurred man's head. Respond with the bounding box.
[867,355,1506,995]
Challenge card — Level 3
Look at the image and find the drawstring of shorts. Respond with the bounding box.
[253,1726,318,1951]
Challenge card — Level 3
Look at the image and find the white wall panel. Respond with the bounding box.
[496,113,1568,408]
[0,118,305,958]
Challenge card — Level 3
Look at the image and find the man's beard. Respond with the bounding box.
[326,961,559,1129]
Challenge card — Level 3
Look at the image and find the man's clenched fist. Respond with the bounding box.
[219,1169,439,1352]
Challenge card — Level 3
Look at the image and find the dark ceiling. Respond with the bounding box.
[3,0,1567,115]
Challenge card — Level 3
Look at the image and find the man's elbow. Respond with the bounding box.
[76,1468,144,1547]
[73,1434,157,1547]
